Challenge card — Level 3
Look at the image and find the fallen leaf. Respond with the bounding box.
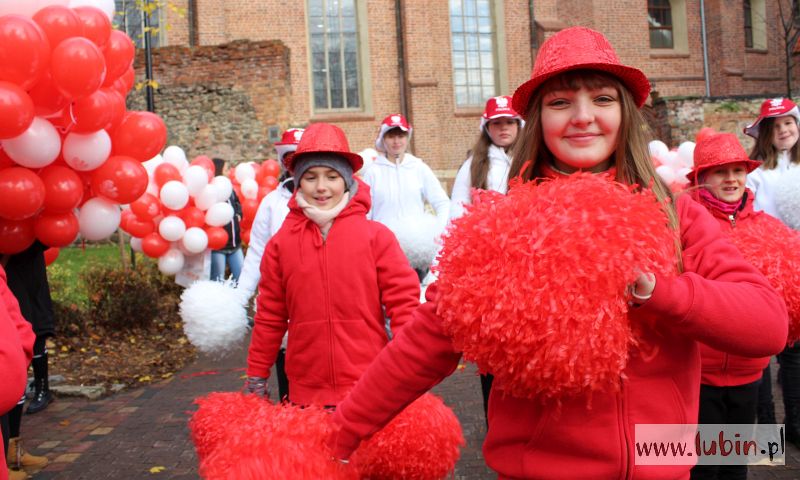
[59,420,70,426]
[139,376,152,382]
[149,466,165,474]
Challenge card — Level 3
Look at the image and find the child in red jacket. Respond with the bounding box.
[686,133,769,480]
[244,123,420,407]
[328,27,788,479]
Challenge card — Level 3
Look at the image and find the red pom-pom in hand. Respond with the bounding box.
[436,173,677,399]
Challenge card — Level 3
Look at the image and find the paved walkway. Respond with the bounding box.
[15,349,800,479]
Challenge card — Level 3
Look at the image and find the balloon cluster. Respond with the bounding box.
[121,147,236,275]
[0,1,168,254]
[228,159,280,245]
[649,128,717,193]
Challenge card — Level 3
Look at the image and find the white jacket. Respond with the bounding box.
[362,153,450,232]
[746,151,800,218]
[237,178,293,297]
[449,144,511,220]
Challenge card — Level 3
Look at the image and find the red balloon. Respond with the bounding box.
[260,159,281,180]
[124,215,155,238]
[38,165,83,213]
[154,163,181,188]
[257,185,274,200]
[141,232,170,258]
[32,6,83,49]
[44,246,59,265]
[26,72,69,117]
[0,149,15,169]
[696,127,717,144]
[241,228,251,245]
[102,30,135,82]
[179,206,206,228]
[0,217,35,254]
[78,171,93,206]
[108,66,134,96]
[70,88,112,133]
[0,167,46,220]
[90,155,148,204]
[0,16,50,91]
[0,81,35,139]
[241,198,258,222]
[119,208,133,231]
[131,192,161,220]
[103,88,126,131]
[205,226,228,250]
[261,176,279,190]
[51,37,106,100]
[112,111,167,162]
[73,6,112,47]
[34,211,79,247]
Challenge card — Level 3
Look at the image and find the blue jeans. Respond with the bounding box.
[210,248,244,282]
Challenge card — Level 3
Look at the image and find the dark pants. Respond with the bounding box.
[758,343,800,431]
[275,348,289,403]
[480,373,493,427]
[690,381,760,480]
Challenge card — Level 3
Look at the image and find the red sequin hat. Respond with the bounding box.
[512,27,651,115]
[687,132,761,184]
[743,98,800,139]
[285,123,363,173]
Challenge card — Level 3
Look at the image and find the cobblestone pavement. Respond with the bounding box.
[14,349,799,479]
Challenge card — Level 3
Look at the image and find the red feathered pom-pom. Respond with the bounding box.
[351,393,464,480]
[191,393,356,480]
[435,174,677,400]
[726,214,800,344]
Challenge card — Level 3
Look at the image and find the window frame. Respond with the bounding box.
[114,0,164,48]
[648,0,675,49]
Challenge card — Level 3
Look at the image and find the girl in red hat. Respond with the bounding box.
[745,99,800,444]
[364,114,450,281]
[238,128,304,402]
[244,123,420,407]
[685,133,768,480]
[328,27,787,479]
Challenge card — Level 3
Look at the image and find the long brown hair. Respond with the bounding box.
[508,70,683,268]
[748,117,800,169]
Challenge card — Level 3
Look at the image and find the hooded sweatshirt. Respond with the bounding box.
[746,150,800,218]
[450,144,511,220]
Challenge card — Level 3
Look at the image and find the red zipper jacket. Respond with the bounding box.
[330,194,787,479]
[692,189,772,386]
[247,178,420,406]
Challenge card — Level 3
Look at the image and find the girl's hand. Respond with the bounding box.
[630,272,656,305]
[243,376,269,397]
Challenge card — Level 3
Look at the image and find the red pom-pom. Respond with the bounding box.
[436,174,677,399]
[189,392,266,462]
[351,393,464,480]
[726,214,800,344]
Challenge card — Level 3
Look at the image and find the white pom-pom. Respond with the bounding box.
[180,280,250,356]
[775,168,800,230]
[382,215,439,271]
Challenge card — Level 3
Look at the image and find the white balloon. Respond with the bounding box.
[62,130,111,171]
[655,165,677,185]
[158,215,186,242]
[676,141,696,168]
[195,184,220,210]
[158,248,185,275]
[160,180,190,211]
[0,0,41,16]
[183,165,209,197]
[240,178,258,200]
[205,202,234,227]
[162,145,189,172]
[661,151,680,168]
[234,163,255,183]
[181,227,209,254]
[676,167,692,185]
[211,176,233,202]
[78,197,120,241]
[648,140,669,161]
[68,0,115,21]
[130,236,143,253]
[1,117,61,168]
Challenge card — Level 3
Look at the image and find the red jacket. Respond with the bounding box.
[247,179,420,406]
[0,265,35,480]
[331,194,787,480]
[692,190,772,387]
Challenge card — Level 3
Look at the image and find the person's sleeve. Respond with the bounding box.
[0,266,33,414]
[373,225,420,334]
[631,195,787,357]
[238,196,274,297]
[247,239,289,378]
[745,169,762,197]
[449,159,472,221]
[330,283,462,459]
[420,164,451,232]
[362,168,376,221]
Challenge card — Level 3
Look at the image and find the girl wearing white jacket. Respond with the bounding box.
[363,114,450,280]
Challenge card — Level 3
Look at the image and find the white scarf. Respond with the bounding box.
[295,191,351,238]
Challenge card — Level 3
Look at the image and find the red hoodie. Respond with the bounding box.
[247,178,420,406]
[330,194,787,480]
[691,189,772,387]
[0,265,35,480]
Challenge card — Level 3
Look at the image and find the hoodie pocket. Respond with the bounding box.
[285,320,331,386]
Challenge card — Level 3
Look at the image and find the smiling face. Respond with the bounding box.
[298,166,346,210]
[540,84,621,173]
[703,162,748,203]
[771,115,800,152]
[486,117,520,148]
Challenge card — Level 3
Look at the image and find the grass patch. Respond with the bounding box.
[48,243,126,307]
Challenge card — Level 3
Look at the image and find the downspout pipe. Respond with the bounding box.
[395,0,409,121]
[700,0,711,96]
[187,0,198,47]
[529,0,537,64]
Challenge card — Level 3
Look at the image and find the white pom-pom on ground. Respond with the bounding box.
[180,280,250,356]
[382,215,440,271]
[774,168,800,230]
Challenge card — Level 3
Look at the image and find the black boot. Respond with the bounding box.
[25,353,52,415]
